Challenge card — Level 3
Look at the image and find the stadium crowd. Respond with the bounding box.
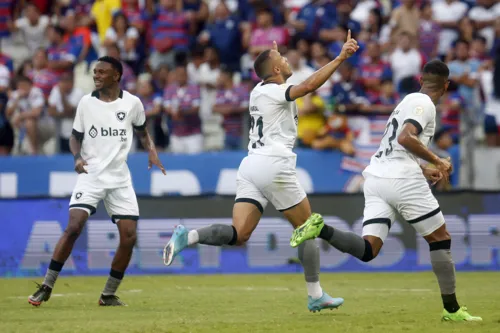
[0,0,499,159]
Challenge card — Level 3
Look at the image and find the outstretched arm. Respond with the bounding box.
[288,30,359,101]
[134,124,166,175]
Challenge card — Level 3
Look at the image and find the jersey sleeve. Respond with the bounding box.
[132,98,146,130]
[402,99,435,135]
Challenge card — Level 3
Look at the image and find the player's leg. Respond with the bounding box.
[28,185,101,306]
[400,179,481,321]
[163,171,267,266]
[290,176,391,263]
[281,196,344,312]
[99,185,140,306]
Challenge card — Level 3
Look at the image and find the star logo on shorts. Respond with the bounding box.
[116,111,126,122]
[89,125,98,138]
[75,192,83,200]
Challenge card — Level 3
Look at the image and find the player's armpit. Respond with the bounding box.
[132,122,146,131]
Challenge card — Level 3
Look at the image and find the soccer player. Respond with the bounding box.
[163,32,359,312]
[290,60,482,321]
[28,56,166,307]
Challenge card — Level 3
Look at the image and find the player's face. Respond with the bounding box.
[270,50,292,80]
[93,62,118,90]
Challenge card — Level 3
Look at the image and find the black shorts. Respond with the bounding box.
[0,123,14,149]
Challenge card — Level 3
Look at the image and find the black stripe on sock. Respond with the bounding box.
[362,218,391,229]
[110,269,124,280]
[235,198,264,214]
[429,239,451,251]
[49,259,64,272]
[318,225,334,241]
[442,293,460,313]
[69,204,96,215]
[407,207,441,224]
[228,226,238,245]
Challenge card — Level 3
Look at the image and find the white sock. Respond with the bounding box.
[187,230,199,245]
[306,282,323,299]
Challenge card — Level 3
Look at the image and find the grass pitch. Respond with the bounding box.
[0,272,498,333]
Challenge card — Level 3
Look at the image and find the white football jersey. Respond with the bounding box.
[247,82,298,157]
[72,90,146,188]
[363,93,437,179]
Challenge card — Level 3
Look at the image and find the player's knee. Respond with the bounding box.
[424,224,450,244]
[235,231,251,245]
[361,237,383,262]
[65,221,85,240]
[120,229,137,249]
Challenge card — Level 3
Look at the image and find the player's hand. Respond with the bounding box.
[422,167,443,185]
[148,150,166,175]
[435,157,452,183]
[74,157,88,174]
[272,40,278,51]
[339,30,359,61]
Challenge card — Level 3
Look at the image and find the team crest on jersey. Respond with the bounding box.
[75,192,83,200]
[413,106,424,115]
[116,111,127,122]
[89,125,98,138]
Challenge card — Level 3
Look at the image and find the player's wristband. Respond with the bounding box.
[74,152,82,161]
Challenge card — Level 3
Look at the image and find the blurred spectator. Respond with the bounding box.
[326,26,364,68]
[46,25,77,78]
[152,63,170,93]
[288,0,336,42]
[17,59,33,77]
[121,0,148,34]
[429,128,454,191]
[0,0,16,39]
[197,46,220,120]
[106,43,137,93]
[183,0,209,40]
[448,40,481,119]
[249,7,288,58]
[6,76,55,155]
[91,0,122,43]
[28,48,58,99]
[389,0,419,45]
[296,92,326,148]
[63,10,95,65]
[163,65,203,154]
[331,62,369,113]
[314,54,336,102]
[0,46,14,72]
[358,8,385,43]
[149,0,195,71]
[135,73,165,151]
[456,17,475,46]
[103,12,139,66]
[389,32,423,89]
[311,113,355,155]
[0,64,12,155]
[319,0,361,44]
[359,40,392,103]
[287,49,314,85]
[47,72,85,153]
[187,44,205,83]
[350,0,378,26]
[8,3,49,57]
[371,78,399,113]
[437,81,464,143]
[470,35,491,63]
[309,41,328,69]
[468,0,500,50]
[199,2,244,71]
[419,2,440,61]
[213,67,249,150]
[432,0,468,59]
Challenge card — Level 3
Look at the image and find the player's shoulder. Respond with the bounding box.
[400,93,435,113]
[252,82,291,98]
[121,90,142,103]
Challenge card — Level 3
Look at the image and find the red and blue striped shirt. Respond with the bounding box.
[215,85,249,138]
[163,84,201,137]
[151,9,189,52]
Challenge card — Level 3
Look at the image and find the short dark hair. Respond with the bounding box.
[422,60,449,78]
[51,25,65,37]
[98,56,123,81]
[422,60,449,88]
[16,75,32,85]
[254,49,272,80]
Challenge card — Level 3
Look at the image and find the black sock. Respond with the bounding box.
[442,293,460,313]
[318,225,334,241]
[43,259,64,288]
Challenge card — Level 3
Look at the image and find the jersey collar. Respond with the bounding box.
[91,89,124,99]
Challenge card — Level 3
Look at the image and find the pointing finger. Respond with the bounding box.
[347,29,351,41]
[273,41,278,51]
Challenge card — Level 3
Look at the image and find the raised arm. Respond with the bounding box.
[288,30,359,101]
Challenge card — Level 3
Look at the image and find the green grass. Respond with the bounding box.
[0,272,498,333]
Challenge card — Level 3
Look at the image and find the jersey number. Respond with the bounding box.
[375,118,399,158]
[250,116,264,148]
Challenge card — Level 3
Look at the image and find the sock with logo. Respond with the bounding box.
[43,259,64,289]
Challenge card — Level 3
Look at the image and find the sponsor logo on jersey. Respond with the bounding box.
[88,125,127,138]
[116,111,126,122]
[89,125,98,138]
